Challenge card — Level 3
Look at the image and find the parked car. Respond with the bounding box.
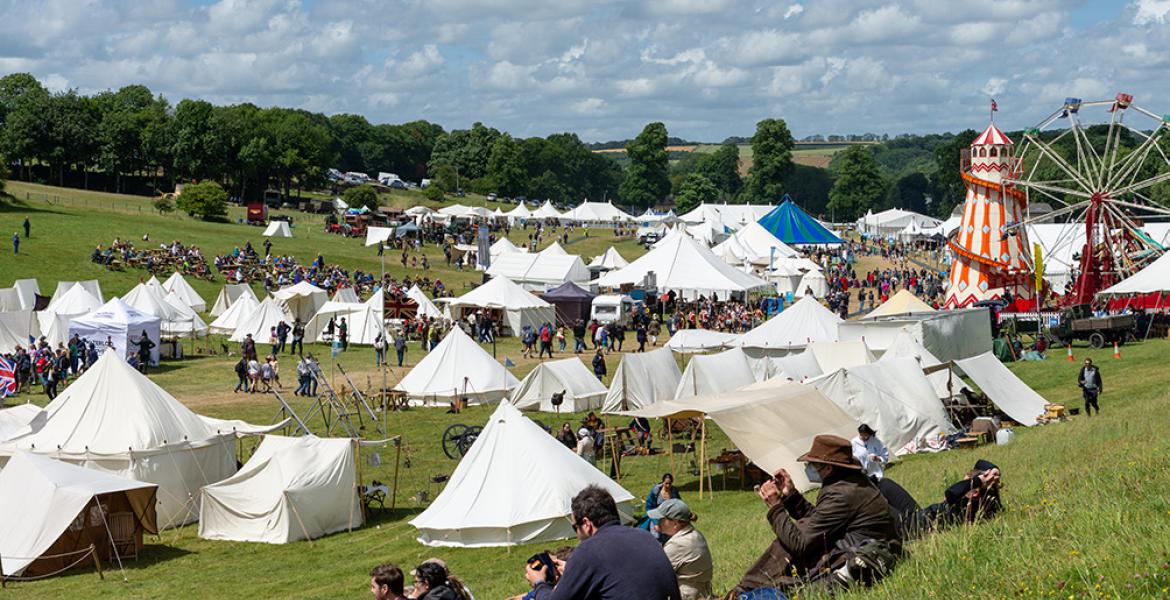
[487,193,498,201]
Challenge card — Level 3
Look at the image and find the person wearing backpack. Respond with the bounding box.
[539,322,554,359]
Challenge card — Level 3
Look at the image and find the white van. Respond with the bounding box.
[591,294,634,325]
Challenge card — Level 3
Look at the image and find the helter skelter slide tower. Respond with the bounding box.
[946,93,1170,309]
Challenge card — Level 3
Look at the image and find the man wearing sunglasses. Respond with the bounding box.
[525,485,680,599]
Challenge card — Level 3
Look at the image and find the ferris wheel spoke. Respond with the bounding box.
[1110,198,1170,217]
[1012,179,1091,201]
[1113,170,1170,197]
[1106,129,1163,192]
[1068,115,1104,184]
[1024,133,1095,194]
[1100,107,1123,190]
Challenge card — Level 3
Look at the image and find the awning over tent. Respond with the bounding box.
[411,401,634,547]
[757,196,844,245]
[199,435,361,544]
[954,352,1048,426]
[510,358,607,413]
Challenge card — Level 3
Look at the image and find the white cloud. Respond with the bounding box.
[483,60,535,90]
[571,97,607,114]
[783,4,804,19]
[983,77,1008,97]
[398,45,445,77]
[1133,0,1170,24]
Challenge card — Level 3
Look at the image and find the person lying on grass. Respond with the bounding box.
[878,459,1004,542]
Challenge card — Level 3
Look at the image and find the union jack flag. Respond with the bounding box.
[0,357,17,397]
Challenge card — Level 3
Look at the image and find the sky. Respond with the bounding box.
[1,0,1169,142]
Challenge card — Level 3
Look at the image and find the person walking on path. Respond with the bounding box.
[1078,358,1103,416]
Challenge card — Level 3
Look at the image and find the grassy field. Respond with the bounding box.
[1,184,1168,598]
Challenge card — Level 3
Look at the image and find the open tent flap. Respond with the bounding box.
[953,353,1049,426]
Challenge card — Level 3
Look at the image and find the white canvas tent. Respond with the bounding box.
[394,327,518,405]
[738,295,842,357]
[0,404,42,441]
[563,201,634,224]
[208,291,259,335]
[601,347,682,413]
[121,283,207,338]
[209,283,257,317]
[509,358,607,413]
[505,203,532,221]
[1098,251,1170,295]
[0,320,27,355]
[445,276,556,336]
[597,233,771,301]
[810,359,955,456]
[664,329,740,353]
[588,247,629,271]
[199,435,361,544]
[44,282,102,317]
[490,237,527,258]
[364,226,394,247]
[405,285,443,319]
[69,298,162,364]
[0,452,158,577]
[0,279,39,311]
[864,289,935,319]
[50,280,103,307]
[880,329,968,400]
[0,352,275,528]
[304,299,385,346]
[531,201,564,220]
[411,401,634,547]
[332,287,361,303]
[539,241,569,256]
[262,221,292,237]
[230,297,293,344]
[712,221,799,266]
[797,270,829,298]
[485,253,591,291]
[0,310,40,345]
[161,272,207,313]
[954,352,1049,426]
[805,341,876,374]
[272,281,327,323]
[674,347,759,400]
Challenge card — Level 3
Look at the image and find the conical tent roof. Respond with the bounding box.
[50,280,103,307]
[540,241,568,256]
[405,285,443,319]
[411,401,634,547]
[531,201,563,219]
[230,296,293,343]
[209,291,260,335]
[713,221,800,265]
[44,283,102,316]
[588,247,629,270]
[757,196,844,245]
[394,327,518,404]
[332,287,360,303]
[738,295,842,353]
[0,352,222,454]
[597,232,771,301]
[490,237,527,256]
[121,282,185,325]
[449,275,552,310]
[864,289,935,319]
[210,284,257,317]
[506,203,532,218]
[163,289,209,337]
[199,435,361,544]
[162,272,207,312]
[541,281,595,301]
[273,281,327,323]
[509,358,607,412]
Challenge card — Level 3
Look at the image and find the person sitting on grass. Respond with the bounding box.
[650,499,712,600]
[733,434,901,595]
[409,559,472,600]
[911,459,1003,536]
[639,472,681,539]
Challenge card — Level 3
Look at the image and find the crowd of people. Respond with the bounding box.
[1,330,156,398]
[91,237,213,280]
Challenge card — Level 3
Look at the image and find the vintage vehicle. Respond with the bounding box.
[1049,304,1137,348]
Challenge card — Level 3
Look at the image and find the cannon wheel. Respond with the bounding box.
[442,424,468,459]
[457,425,483,456]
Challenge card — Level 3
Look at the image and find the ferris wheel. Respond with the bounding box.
[1007,93,1170,304]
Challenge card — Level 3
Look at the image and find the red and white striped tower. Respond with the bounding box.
[943,123,1033,309]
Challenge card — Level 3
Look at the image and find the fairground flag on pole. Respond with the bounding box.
[0,356,17,398]
[991,98,998,112]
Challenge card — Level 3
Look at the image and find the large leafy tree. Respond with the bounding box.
[170,99,223,182]
[343,184,380,211]
[619,122,670,208]
[828,145,888,221]
[674,173,719,214]
[695,141,742,199]
[486,134,526,196]
[742,118,795,203]
[0,74,50,181]
[427,122,501,181]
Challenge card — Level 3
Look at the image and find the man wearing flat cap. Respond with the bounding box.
[732,434,900,594]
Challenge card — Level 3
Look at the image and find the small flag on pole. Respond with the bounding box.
[991,98,998,112]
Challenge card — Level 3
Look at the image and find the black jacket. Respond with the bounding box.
[1078,366,1103,392]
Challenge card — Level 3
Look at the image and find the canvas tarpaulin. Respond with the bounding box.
[954,352,1048,426]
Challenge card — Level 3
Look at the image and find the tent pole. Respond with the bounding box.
[391,437,402,509]
[699,418,706,500]
[667,417,674,477]
[353,438,361,531]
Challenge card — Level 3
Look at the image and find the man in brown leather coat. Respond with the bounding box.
[733,434,900,594]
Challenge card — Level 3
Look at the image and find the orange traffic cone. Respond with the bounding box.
[1113,341,1121,359]
[1066,344,1074,362]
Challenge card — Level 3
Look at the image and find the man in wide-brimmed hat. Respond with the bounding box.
[732,434,900,595]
